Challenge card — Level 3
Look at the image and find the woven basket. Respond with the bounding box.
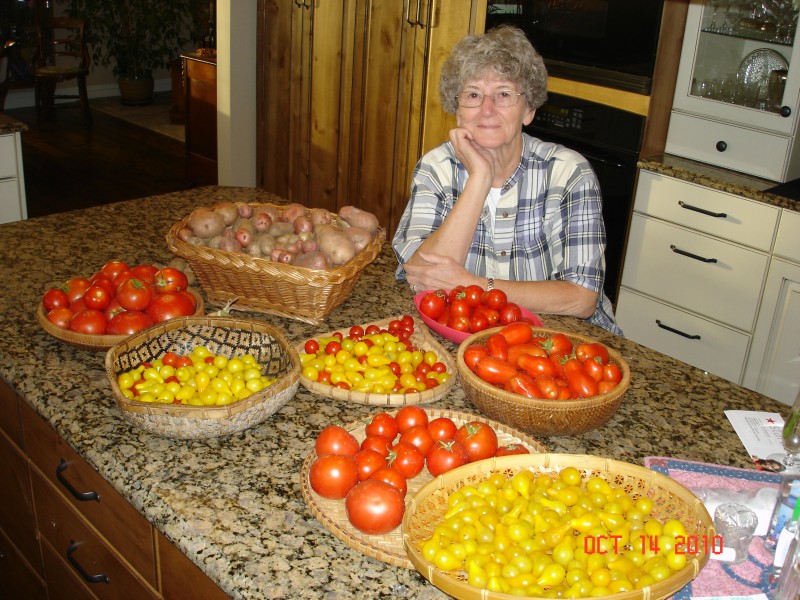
[300,407,548,568]
[104,316,301,439]
[165,202,386,325]
[296,315,457,406]
[403,453,713,600]
[457,327,630,436]
[37,289,205,352]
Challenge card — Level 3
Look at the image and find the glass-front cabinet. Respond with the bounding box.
[666,0,800,181]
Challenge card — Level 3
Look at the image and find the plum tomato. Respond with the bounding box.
[576,342,610,365]
[426,440,469,477]
[345,479,405,535]
[364,412,399,441]
[498,322,533,346]
[463,344,489,372]
[309,454,359,500]
[68,308,107,335]
[315,425,360,456]
[475,356,517,386]
[455,421,499,462]
[146,292,195,324]
[106,311,153,336]
[42,287,69,311]
[395,405,428,433]
[543,333,573,358]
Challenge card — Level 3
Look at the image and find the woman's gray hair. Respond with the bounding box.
[439,25,548,114]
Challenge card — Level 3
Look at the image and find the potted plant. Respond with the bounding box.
[63,0,203,105]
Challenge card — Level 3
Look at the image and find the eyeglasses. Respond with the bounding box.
[456,90,524,108]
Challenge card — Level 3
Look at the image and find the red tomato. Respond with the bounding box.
[448,285,466,303]
[64,277,91,303]
[518,354,558,379]
[495,443,531,457]
[112,270,135,288]
[475,305,500,326]
[499,322,533,346]
[499,302,523,325]
[42,288,70,311]
[486,333,509,361]
[178,290,197,311]
[104,298,125,321]
[353,449,387,481]
[46,307,73,329]
[603,363,623,384]
[598,380,618,394]
[427,417,458,442]
[566,370,599,398]
[309,454,359,500]
[544,333,573,358]
[482,289,508,310]
[468,312,489,333]
[506,372,544,398]
[399,424,435,456]
[426,440,469,477]
[344,480,405,535]
[315,425,360,456]
[536,376,561,399]
[106,311,152,335]
[153,267,189,294]
[365,412,399,441]
[475,356,518,386]
[369,466,408,497]
[395,405,428,433]
[324,340,342,355]
[361,435,393,458]
[100,260,130,281]
[68,308,107,335]
[449,299,471,319]
[576,342,610,365]
[130,264,159,284]
[507,342,548,367]
[349,325,365,339]
[463,284,484,308]
[116,278,153,311]
[455,421,499,462]
[146,292,196,324]
[583,357,605,382]
[447,314,470,333]
[388,442,424,478]
[304,339,320,354]
[463,344,489,372]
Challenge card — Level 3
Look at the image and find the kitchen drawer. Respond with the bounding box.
[0,178,25,224]
[0,377,23,447]
[157,530,229,600]
[634,170,780,251]
[0,529,47,600]
[0,428,41,572]
[39,537,99,600]
[665,112,791,182]
[31,469,159,600]
[616,289,750,384]
[20,401,157,587]
[621,214,769,330]
[774,209,800,264]
[0,134,17,179]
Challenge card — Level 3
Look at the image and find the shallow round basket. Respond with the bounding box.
[300,407,548,568]
[166,201,386,325]
[37,289,205,352]
[403,453,713,600]
[104,316,301,439]
[457,327,630,436]
[296,315,457,406]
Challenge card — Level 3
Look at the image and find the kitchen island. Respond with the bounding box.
[0,186,791,599]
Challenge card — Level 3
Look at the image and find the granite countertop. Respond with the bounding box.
[0,113,28,135]
[0,186,791,599]
[639,153,799,211]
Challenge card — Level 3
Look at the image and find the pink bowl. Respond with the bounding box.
[413,290,543,344]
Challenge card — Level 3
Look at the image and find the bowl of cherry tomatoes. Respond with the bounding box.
[414,285,542,344]
[456,324,630,436]
[37,260,204,352]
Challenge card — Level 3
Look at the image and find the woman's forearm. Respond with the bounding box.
[491,279,599,319]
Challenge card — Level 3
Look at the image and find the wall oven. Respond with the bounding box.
[525,93,645,304]
[485,0,664,94]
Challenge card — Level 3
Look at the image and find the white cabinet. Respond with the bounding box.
[666,0,800,181]
[616,170,779,385]
[0,132,27,224]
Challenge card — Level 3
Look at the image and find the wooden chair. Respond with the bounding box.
[33,16,92,128]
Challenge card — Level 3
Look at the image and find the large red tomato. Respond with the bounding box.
[117,278,153,311]
[64,277,91,303]
[353,449,387,481]
[309,454,359,500]
[146,292,195,324]
[68,308,107,335]
[455,421,499,462]
[42,288,70,312]
[426,440,469,477]
[418,291,446,320]
[46,307,74,329]
[315,425,360,456]
[344,479,405,535]
[100,260,130,281]
[106,311,153,336]
[394,405,428,433]
[364,412,399,440]
[153,267,189,293]
[388,442,424,479]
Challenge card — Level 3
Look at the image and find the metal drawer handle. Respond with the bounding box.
[406,0,421,25]
[678,201,727,219]
[670,244,718,263]
[56,459,100,502]
[67,540,109,584]
[656,319,701,340]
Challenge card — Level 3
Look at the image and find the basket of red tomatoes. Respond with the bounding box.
[456,324,630,436]
[414,285,542,344]
[37,260,204,352]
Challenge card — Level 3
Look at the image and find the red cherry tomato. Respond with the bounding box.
[304,339,320,354]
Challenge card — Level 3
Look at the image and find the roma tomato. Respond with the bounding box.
[399,424,435,456]
[345,479,405,535]
[369,466,408,497]
[518,354,557,379]
[418,290,446,320]
[535,376,561,399]
[583,357,605,382]
[153,267,189,294]
[486,333,509,361]
[495,443,531,457]
[603,363,623,384]
[499,302,523,325]
[463,344,489,372]
[482,289,507,310]
[315,425,360,456]
[146,292,195,323]
[427,417,458,442]
[388,442,424,478]
[499,322,533,346]
[507,342,547,367]
[576,342,610,365]
[46,307,73,329]
[455,421,499,462]
[68,308,107,335]
[309,454,359,500]
[106,311,153,335]
[116,278,153,311]
[475,356,518,386]
[426,440,469,477]
[506,372,543,398]
[566,370,599,398]
[353,449,387,481]
[364,412,399,441]
[42,287,69,311]
[395,405,428,433]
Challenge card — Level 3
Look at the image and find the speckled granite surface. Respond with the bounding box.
[0,113,27,134]
[639,153,799,211]
[0,186,792,599]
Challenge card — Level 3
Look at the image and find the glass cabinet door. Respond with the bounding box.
[672,0,800,136]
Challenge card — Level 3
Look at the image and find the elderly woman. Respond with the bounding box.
[392,25,621,335]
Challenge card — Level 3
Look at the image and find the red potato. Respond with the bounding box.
[293,215,314,235]
[281,203,307,224]
[237,203,254,218]
[293,251,329,270]
[309,208,334,226]
[235,228,253,248]
[252,212,273,232]
[338,205,379,234]
[316,224,357,266]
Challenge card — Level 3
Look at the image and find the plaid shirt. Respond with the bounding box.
[393,133,622,334]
